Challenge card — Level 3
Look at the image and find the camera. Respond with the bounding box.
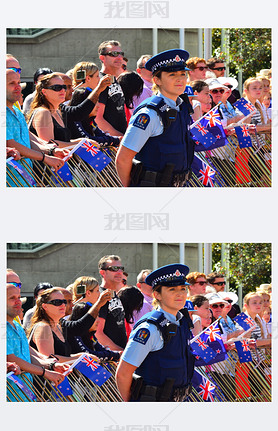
[76,284,86,295]
[76,69,86,81]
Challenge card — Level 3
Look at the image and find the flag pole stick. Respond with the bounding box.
[225,325,257,345]
[62,353,87,376]
[190,102,221,129]
[63,139,88,162]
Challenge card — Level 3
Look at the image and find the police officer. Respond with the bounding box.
[115,263,195,402]
[115,49,196,187]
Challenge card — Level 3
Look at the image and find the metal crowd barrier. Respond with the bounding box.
[6,132,271,188]
[7,347,271,402]
[188,132,271,187]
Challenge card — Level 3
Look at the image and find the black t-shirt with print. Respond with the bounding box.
[98,72,127,134]
[98,287,127,348]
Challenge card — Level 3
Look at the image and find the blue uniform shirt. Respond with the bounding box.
[121,306,183,368]
[121,92,183,153]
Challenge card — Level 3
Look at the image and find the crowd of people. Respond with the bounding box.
[6,256,271,402]
[6,40,272,187]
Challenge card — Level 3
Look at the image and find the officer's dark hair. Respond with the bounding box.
[117,286,144,323]
[191,294,209,308]
[206,57,225,69]
[98,254,121,270]
[190,80,209,94]
[206,272,225,284]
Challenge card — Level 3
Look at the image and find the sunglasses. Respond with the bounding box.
[103,51,124,57]
[224,299,233,304]
[212,67,226,71]
[195,281,207,286]
[195,66,208,71]
[8,67,22,74]
[225,84,233,89]
[104,265,125,272]
[45,84,67,92]
[9,282,22,289]
[211,303,225,309]
[212,281,226,286]
[211,89,225,94]
[46,299,67,306]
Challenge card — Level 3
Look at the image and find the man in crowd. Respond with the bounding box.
[132,54,153,109]
[6,69,66,186]
[206,272,226,292]
[132,269,153,324]
[206,57,226,78]
[206,271,241,317]
[7,283,68,400]
[186,57,208,82]
[95,254,127,351]
[186,272,208,297]
[96,40,127,136]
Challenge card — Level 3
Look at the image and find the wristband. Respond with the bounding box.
[49,146,56,156]
[48,354,59,361]
[49,139,59,147]
[41,366,46,377]
[41,152,45,162]
[49,361,57,371]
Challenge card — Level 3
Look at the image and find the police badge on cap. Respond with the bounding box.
[145,49,191,74]
[145,263,190,289]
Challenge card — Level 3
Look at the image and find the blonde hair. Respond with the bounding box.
[72,276,99,302]
[72,61,98,87]
[243,77,264,123]
[243,291,264,335]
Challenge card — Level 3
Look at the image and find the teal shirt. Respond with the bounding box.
[6,106,33,187]
[7,320,34,401]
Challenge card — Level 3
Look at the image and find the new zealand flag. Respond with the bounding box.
[75,141,112,172]
[75,355,112,386]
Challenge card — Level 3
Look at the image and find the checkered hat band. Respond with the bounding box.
[152,272,186,287]
[152,59,186,73]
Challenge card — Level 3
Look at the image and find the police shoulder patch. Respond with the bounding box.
[133,113,150,130]
[133,328,150,344]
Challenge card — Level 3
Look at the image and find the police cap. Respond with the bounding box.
[145,263,190,289]
[145,49,191,74]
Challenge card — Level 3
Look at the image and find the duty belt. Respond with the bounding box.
[139,383,192,402]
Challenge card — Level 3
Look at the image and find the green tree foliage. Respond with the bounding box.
[212,28,272,82]
[212,243,271,297]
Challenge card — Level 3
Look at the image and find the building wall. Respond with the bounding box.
[7,28,199,82]
[7,243,199,297]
